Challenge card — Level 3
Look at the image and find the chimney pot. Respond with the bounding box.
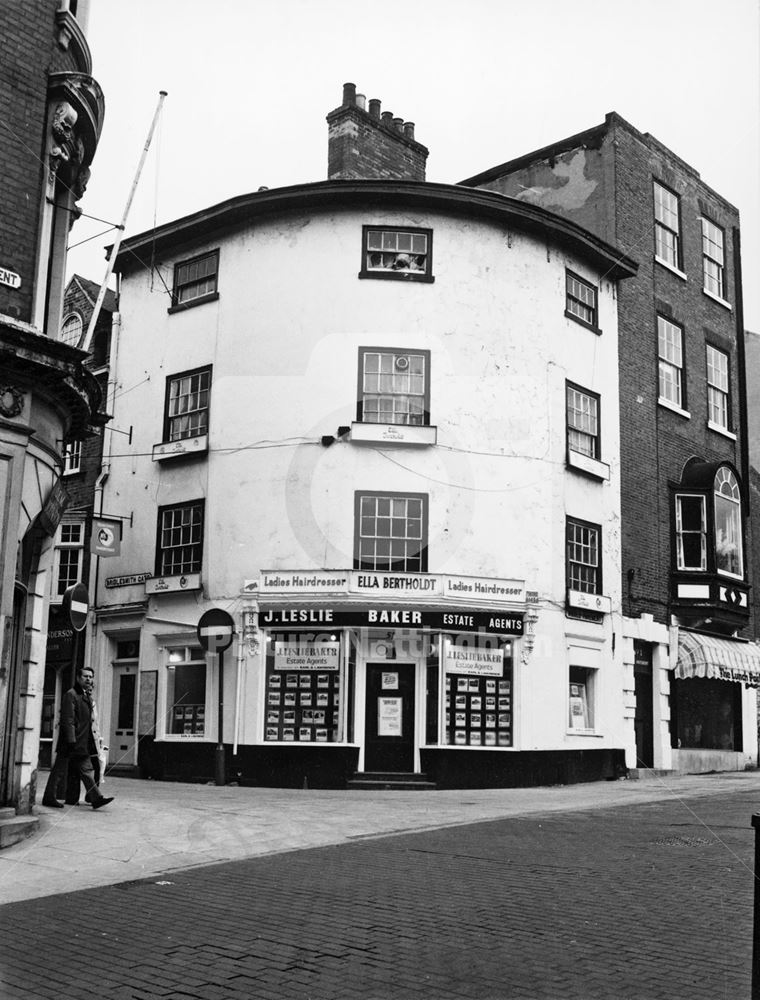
[392,117,403,133]
[356,93,366,110]
[381,111,393,126]
[342,82,356,106]
[368,98,381,119]
[403,122,415,141]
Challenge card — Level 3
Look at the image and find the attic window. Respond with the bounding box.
[170,250,219,311]
[359,227,434,283]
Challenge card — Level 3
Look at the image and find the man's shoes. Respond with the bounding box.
[92,796,113,810]
[42,799,64,808]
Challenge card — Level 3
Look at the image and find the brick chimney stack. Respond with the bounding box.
[327,82,429,181]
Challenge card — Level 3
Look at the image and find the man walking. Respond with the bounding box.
[42,665,113,810]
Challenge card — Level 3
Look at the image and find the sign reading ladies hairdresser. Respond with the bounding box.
[274,642,340,670]
[444,644,504,676]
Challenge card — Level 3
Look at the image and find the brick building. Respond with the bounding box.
[0,0,105,817]
[462,112,759,774]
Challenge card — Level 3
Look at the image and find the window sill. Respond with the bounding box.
[567,590,611,614]
[167,291,219,314]
[654,256,688,281]
[658,398,691,419]
[350,422,437,446]
[145,573,202,594]
[564,310,601,335]
[567,451,610,481]
[62,469,82,477]
[153,434,209,461]
[158,734,211,742]
[566,729,603,737]
[703,288,732,311]
[358,270,434,284]
[707,420,736,441]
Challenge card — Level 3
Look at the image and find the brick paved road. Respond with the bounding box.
[2,782,757,1000]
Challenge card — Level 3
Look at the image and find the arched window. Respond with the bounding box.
[60,313,83,347]
[714,467,743,578]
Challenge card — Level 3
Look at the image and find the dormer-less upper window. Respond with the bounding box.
[170,250,219,310]
[359,227,434,282]
[714,467,743,579]
[654,181,681,270]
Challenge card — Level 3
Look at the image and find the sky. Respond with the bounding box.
[68,0,760,330]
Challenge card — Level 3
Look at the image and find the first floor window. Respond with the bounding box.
[355,492,427,572]
[165,366,212,441]
[157,500,204,576]
[701,218,726,298]
[55,521,84,596]
[60,312,83,347]
[654,181,681,268]
[172,250,219,307]
[566,383,600,458]
[566,518,600,594]
[565,271,598,329]
[658,315,684,407]
[167,646,207,736]
[360,227,433,281]
[568,667,596,730]
[358,348,429,425]
[63,440,82,474]
[714,467,743,578]
[675,494,707,571]
[706,345,730,430]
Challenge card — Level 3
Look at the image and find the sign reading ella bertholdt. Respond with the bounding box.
[274,642,340,671]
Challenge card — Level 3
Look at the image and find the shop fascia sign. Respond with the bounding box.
[259,606,524,635]
[245,570,525,604]
[0,266,21,289]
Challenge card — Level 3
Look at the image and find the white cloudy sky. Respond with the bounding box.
[69,0,760,329]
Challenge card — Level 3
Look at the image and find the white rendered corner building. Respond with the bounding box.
[88,86,639,788]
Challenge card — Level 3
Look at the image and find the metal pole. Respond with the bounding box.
[80,90,168,353]
[752,813,760,999]
[214,651,225,786]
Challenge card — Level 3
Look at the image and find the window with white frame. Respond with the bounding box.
[166,645,208,736]
[654,181,681,268]
[706,345,730,430]
[568,667,595,730]
[171,250,219,308]
[566,383,600,459]
[355,492,427,572]
[566,518,601,595]
[565,271,598,329]
[63,440,82,474]
[164,366,212,441]
[156,500,204,577]
[714,467,743,578]
[675,494,707,571]
[54,521,84,597]
[658,315,684,408]
[360,226,433,281]
[701,218,726,298]
[60,312,83,347]
[357,349,429,425]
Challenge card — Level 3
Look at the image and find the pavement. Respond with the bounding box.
[1,770,759,998]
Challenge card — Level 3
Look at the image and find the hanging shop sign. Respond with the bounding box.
[444,644,504,676]
[39,479,69,536]
[91,516,122,557]
[274,641,340,671]
[259,606,524,634]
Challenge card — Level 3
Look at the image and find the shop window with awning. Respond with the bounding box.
[676,630,760,687]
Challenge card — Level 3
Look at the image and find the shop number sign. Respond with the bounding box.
[378,697,402,736]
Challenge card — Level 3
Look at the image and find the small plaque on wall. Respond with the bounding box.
[138,670,157,735]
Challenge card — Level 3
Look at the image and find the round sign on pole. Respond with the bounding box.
[63,582,89,632]
[197,608,235,653]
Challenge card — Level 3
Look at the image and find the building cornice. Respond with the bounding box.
[114,180,638,281]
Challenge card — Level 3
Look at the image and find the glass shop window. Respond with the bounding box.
[264,633,344,742]
[443,635,513,747]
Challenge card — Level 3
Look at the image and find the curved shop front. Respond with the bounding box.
[240,570,527,789]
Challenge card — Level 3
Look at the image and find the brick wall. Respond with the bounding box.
[0,0,88,324]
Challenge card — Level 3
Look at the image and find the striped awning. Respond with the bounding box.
[676,630,760,686]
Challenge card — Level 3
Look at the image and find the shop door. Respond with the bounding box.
[108,664,138,768]
[364,663,415,772]
[633,641,654,770]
